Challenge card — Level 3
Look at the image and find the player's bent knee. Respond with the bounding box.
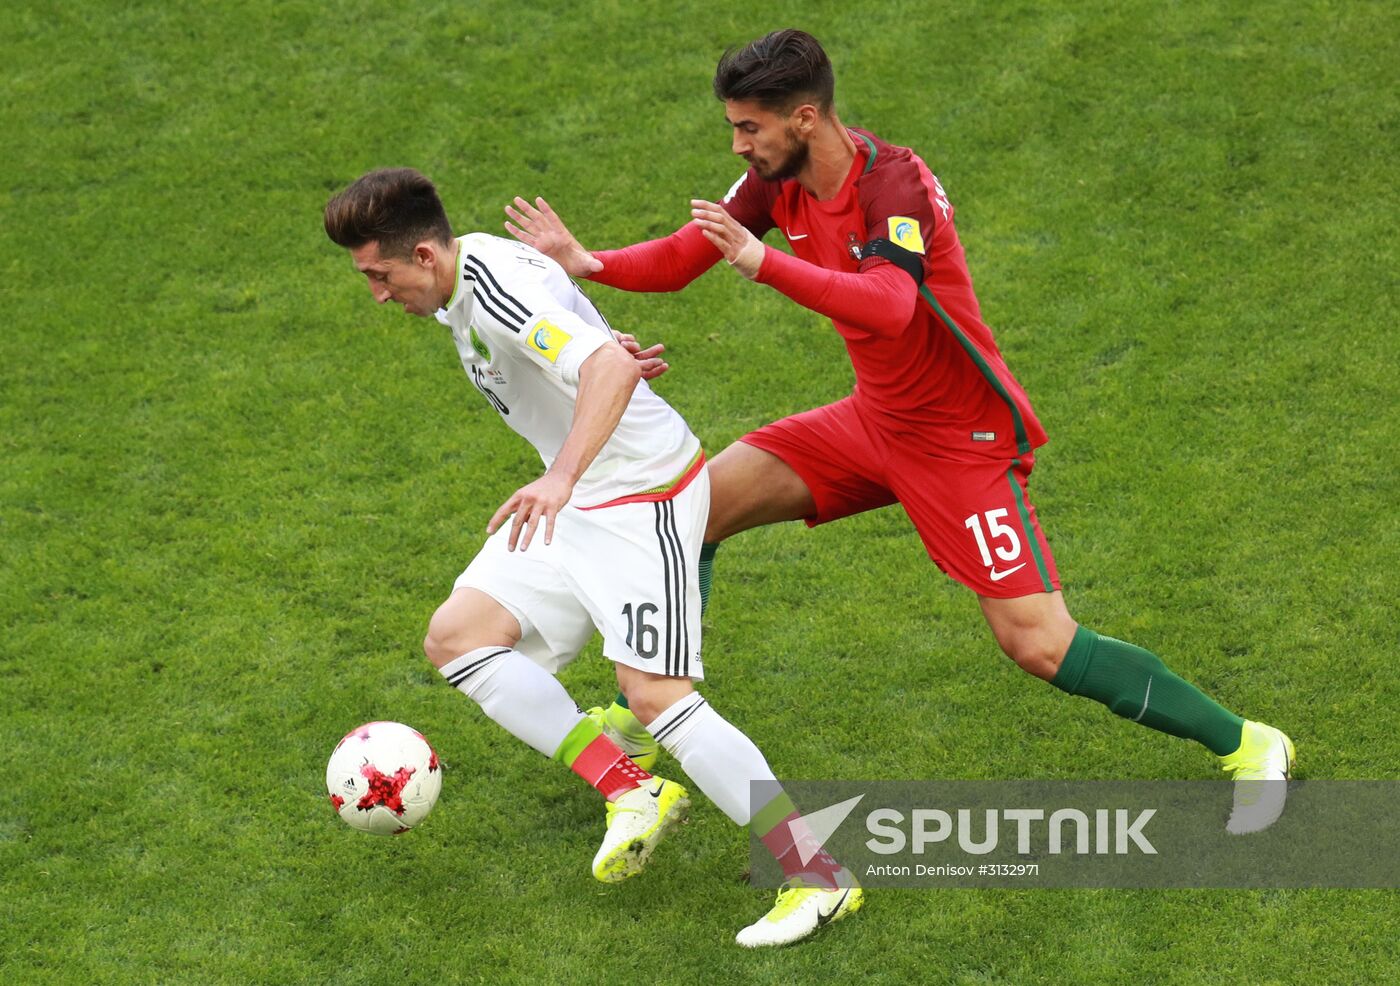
[615,667,695,725]
[423,621,502,669]
[422,592,519,669]
[981,595,1077,682]
[423,617,467,669]
[998,632,1070,682]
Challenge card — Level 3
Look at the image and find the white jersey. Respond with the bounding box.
[435,233,700,508]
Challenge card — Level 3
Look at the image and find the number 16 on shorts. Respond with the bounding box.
[619,596,699,678]
[622,602,660,659]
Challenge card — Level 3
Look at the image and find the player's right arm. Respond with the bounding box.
[506,194,721,292]
[504,196,603,277]
[506,170,776,293]
[486,340,642,552]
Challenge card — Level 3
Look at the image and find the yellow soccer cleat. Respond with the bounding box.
[1220,720,1296,835]
[735,875,865,948]
[591,776,689,883]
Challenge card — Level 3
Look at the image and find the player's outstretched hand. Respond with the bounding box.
[690,200,764,279]
[504,197,604,278]
[487,471,574,552]
[612,331,669,380]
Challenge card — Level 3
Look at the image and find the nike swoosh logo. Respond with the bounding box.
[785,229,808,240]
[1133,675,1154,722]
[649,782,666,799]
[989,563,1027,582]
[816,890,850,927]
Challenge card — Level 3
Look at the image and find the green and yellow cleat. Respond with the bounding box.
[736,873,865,948]
[1220,720,1296,835]
[591,776,689,883]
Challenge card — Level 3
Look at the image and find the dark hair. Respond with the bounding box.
[324,168,453,259]
[713,29,835,114]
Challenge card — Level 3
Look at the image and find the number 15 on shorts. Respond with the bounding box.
[964,509,1025,581]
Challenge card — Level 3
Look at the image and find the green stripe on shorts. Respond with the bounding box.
[1007,460,1053,592]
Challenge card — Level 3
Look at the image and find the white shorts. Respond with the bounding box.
[454,468,708,679]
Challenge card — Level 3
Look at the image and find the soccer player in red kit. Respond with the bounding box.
[507,28,1294,887]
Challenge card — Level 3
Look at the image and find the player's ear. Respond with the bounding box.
[413,241,436,268]
[792,103,819,136]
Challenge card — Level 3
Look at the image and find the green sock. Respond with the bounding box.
[1051,626,1245,756]
[551,716,605,766]
[750,788,799,839]
[699,541,719,615]
[603,699,656,752]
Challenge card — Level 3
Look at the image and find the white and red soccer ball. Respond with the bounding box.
[326,721,442,835]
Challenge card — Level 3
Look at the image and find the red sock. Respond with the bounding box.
[760,811,843,890]
[568,733,651,801]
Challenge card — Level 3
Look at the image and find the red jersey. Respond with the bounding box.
[591,127,1047,460]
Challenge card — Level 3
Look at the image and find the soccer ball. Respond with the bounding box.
[326,721,442,835]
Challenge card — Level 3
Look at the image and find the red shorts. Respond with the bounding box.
[741,396,1060,598]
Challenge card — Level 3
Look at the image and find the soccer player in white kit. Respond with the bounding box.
[324,169,862,947]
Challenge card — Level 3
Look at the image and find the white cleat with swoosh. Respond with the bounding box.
[1220,721,1296,835]
[591,776,689,882]
[736,871,864,947]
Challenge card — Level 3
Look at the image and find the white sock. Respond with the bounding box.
[439,647,583,758]
[646,691,776,826]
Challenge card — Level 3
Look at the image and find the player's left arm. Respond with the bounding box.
[689,200,917,336]
[487,341,641,551]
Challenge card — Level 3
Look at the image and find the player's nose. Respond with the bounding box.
[732,131,750,156]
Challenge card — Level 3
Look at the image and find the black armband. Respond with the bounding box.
[859,237,925,286]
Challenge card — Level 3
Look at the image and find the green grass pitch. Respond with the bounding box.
[3,0,1398,982]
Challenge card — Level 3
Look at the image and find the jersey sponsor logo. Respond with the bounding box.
[527,319,572,363]
[887,216,926,254]
[469,365,509,415]
[469,325,491,362]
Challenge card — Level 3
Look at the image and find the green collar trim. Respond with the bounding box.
[852,130,877,174]
[443,238,466,311]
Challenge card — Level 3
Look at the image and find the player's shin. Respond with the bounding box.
[1049,626,1245,755]
[438,647,646,799]
[750,790,848,890]
[553,716,653,801]
[644,692,844,888]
